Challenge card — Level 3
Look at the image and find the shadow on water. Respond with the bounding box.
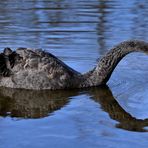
[0,86,148,132]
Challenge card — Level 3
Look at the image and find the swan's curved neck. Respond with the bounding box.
[81,40,148,87]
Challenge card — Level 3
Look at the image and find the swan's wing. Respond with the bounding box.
[15,48,80,76]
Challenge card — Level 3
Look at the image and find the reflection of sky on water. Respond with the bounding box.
[0,0,148,73]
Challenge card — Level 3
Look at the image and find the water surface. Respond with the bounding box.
[0,0,148,148]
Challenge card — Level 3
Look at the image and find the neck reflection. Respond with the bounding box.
[89,86,148,132]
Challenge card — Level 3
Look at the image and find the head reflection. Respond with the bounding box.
[0,86,147,132]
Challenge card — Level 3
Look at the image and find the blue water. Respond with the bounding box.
[0,0,148,148]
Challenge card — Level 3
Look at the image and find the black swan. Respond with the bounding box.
[0,40,148,90]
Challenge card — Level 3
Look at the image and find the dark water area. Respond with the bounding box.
[0,0,148,148]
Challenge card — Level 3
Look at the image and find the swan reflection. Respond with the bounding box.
[0,86,147,132]
[0,88,78,118]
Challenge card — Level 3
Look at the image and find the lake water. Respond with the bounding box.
[0,0,148,148]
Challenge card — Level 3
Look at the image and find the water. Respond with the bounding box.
[0,0,148,148]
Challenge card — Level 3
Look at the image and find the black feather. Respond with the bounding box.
[0,53,11,77]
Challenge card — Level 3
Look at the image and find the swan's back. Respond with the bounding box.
[0,48,80,90]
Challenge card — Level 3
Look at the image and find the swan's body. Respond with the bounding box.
[0,40,148,90]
